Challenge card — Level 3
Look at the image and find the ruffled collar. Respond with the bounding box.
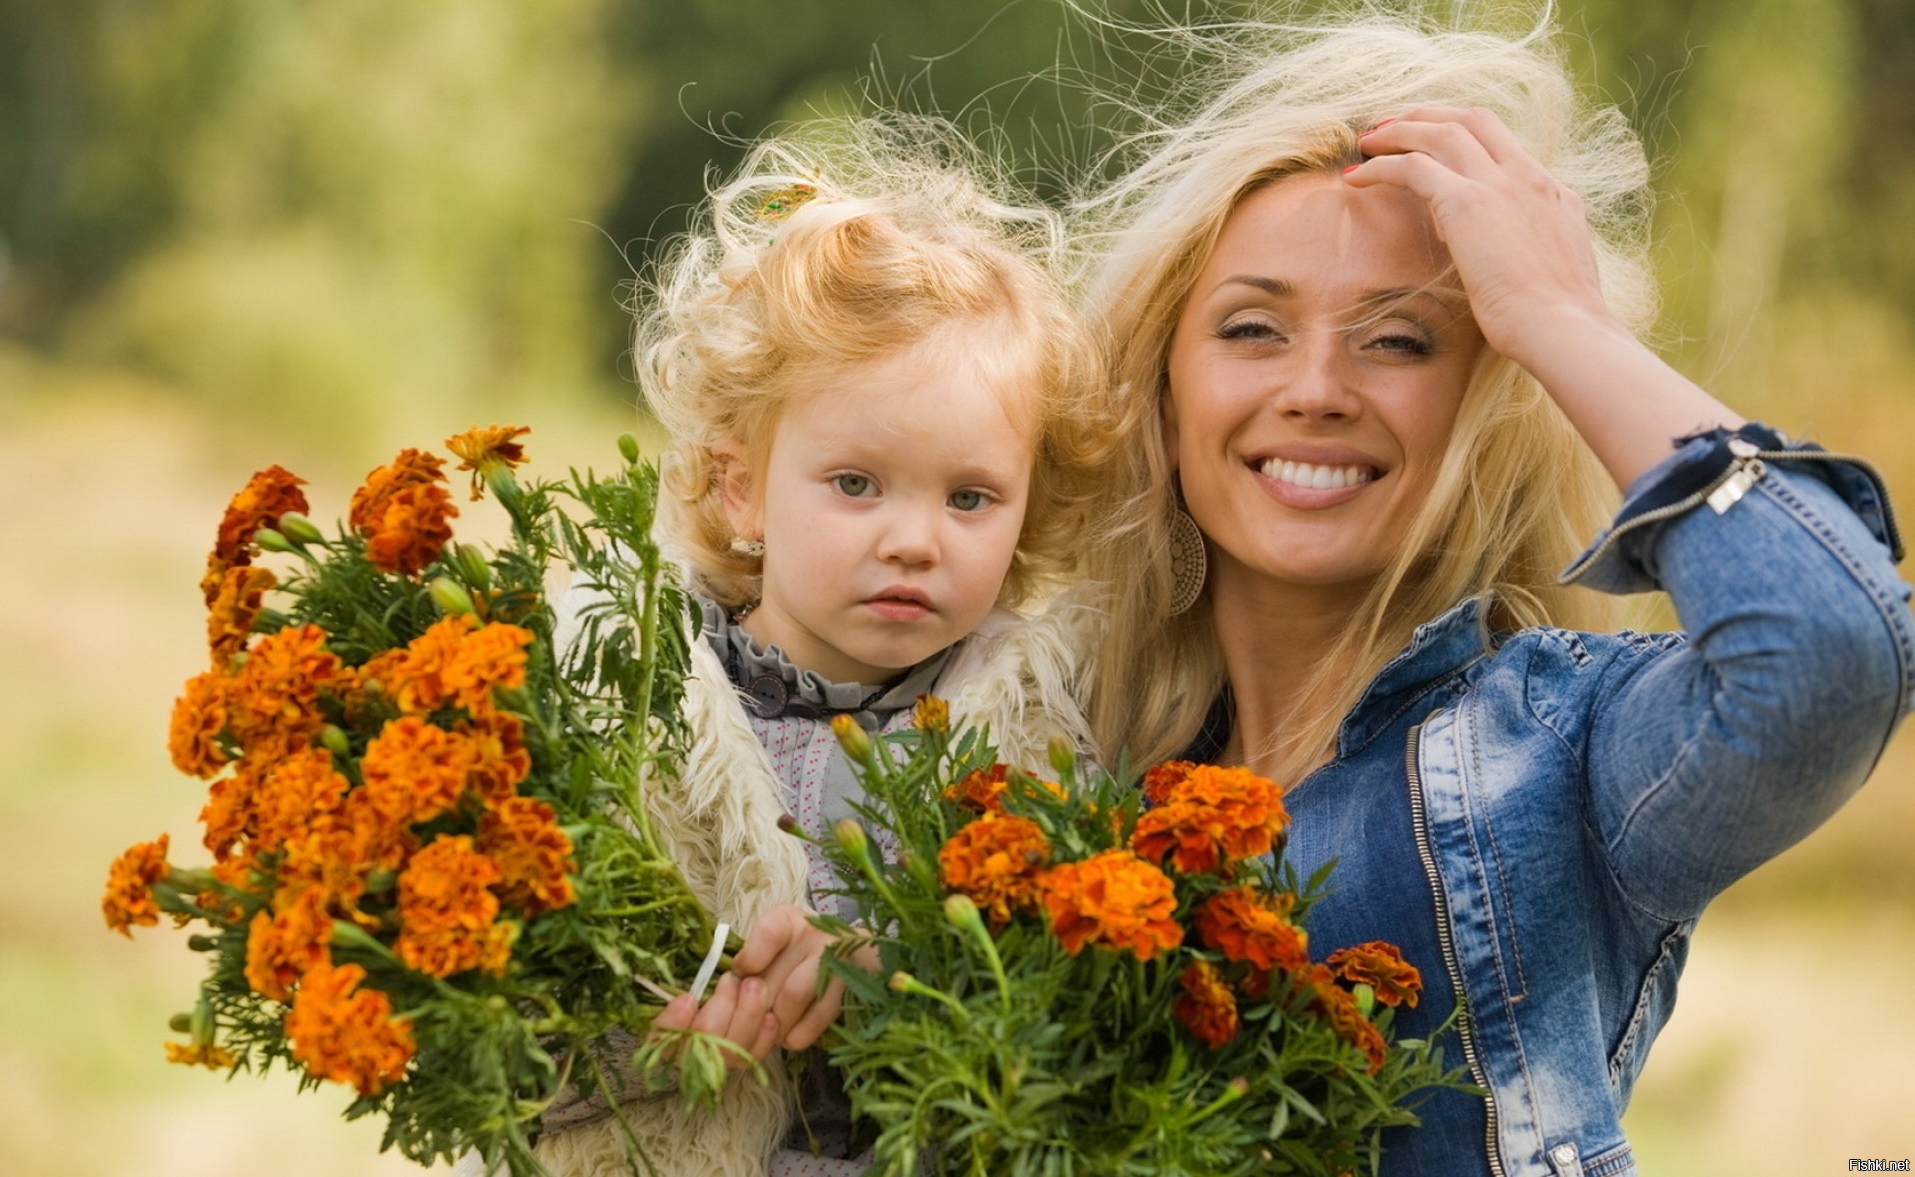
[696,596,952,722]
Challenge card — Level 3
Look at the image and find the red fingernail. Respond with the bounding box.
[1361,117,1397,137]
[1342,164,1362,174]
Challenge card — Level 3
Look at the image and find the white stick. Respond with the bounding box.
[689,922,730,1003]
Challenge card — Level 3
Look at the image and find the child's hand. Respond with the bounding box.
[649,974,780,1069]
[730,904,879,1052]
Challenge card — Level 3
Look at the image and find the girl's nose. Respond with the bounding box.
[876,504,939,566]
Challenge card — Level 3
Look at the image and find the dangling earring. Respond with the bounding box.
[1167,503,1207,616]
[730,537,766,558]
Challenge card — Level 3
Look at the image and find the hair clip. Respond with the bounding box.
[756,182,818,223]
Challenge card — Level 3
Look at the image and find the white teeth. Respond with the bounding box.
[1259,459,1374,489]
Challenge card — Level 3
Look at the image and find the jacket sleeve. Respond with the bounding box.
[1565,424,1913,921]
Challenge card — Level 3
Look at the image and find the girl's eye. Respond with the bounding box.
[949,489,991,512]
[832,473,875,497]
[1216,318,1282,342]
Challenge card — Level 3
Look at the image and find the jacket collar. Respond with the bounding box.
[1333,593,1494,756]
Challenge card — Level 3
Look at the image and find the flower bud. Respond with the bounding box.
[454,543,492,591]
[912,694,949,733]
[888,970,917,994]
[190,990,214,1044]
[430,576,476,617]
[276,512,324,545]
[254,528,295,554]
[319,724,351,758]
[1047,735,1077,780]
[1352,982,1376,1019]
[943,894,985,936]
[187,934,220,952]
[830,714,872,765]
[833,818,870,861]
[617,433,642,464]
[168,1012,193,1034]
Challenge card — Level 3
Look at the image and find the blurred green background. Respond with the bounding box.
[3,1,1911,1173]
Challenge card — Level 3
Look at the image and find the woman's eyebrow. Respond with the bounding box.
[1215,275,1292,297]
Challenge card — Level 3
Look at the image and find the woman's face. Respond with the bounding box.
[1164,172,1485,599]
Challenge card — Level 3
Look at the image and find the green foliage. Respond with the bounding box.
[818,725,1473,1177]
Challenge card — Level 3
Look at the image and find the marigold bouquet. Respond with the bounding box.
[102,426,735,1176]
[816,707,1469,1177]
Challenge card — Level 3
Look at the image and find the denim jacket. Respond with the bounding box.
[1303,426,1911,1176]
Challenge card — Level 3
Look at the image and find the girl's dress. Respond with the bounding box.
[522,588,1095,1177]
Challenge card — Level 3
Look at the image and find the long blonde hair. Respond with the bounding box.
[1073,10,1648,779]
[639,122,1115,611]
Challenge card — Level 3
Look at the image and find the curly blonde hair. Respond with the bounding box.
[1072,9,1643,777]
[638,122,1115,612]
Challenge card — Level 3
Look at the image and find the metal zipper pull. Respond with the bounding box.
[1705,438,1768,515]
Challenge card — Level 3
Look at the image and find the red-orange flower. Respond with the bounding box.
[1130,765,1288,874]
[244,887,333,1000]
[1141,760,1197,806]
[201,466,308,605]
[1326,941,1423,1009]
[167,671,231,779]
[102,835,171,936]
[937,815,1050,927]
[461,711,532,804]
[359,716,473,826]
[1038,850,1183,961]
[276,827,372,916]
[223,624,342,755]
[394,835,511,978]
[1174,960,1239,1049]
[445,424,530,500]
[943,764,1011,814]
[351,450,457,575]
[366,615,472,715]
[207,564,277,664]
[200,760,264,861]
[1303,963,1389,1074]
[1195,886,1310,974]
[477,796,576,915]
[285,961,415,1095]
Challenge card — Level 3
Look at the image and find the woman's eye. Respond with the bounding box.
[949,489,990,512]
[1367,331,1434,357]
[832,473,875,497]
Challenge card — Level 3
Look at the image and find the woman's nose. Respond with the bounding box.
[1274,336,1361,421]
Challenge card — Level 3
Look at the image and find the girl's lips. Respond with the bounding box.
[866,590,933,621]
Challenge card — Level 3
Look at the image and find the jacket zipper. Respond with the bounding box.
[1561,439,1905,582]
[1405,722,1507,1177]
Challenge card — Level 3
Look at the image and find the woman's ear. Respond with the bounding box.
[711,439,762,541]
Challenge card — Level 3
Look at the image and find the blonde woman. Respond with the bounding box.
[1074,12,1911,1175]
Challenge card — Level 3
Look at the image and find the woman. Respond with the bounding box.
[1075,13,1911,1176]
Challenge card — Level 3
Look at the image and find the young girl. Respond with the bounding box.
[528,128,1113,1177]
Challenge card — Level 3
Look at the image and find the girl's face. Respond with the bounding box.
[721,334,1036,684]
[1164,172,1484,600]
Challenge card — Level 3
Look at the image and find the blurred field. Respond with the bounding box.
[3,349,1912,1174]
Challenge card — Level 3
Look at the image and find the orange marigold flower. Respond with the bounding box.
[937,815,1050,927]
[168,670,232,779]
[943,764,1011,814]
[223,624,342,755]
[285,961,415,1096]
[200,760,265,862]
[102,835,171,937]
[444,622,533,712]
[251,746,351,856]
[1038,849,1183,961]
[348,448,445,532]
[202,466,309,605]
[363,482,457,576]
[244,887,333,1000]
[276,827,372,916]
[1174,960,1240,1050]
[1326,941,1423,1009]
[197,856,257,922]
[360,716,473,825]
[1141,760,1197,806]
[340,779,421,873]
[371,615,473,715]
[1195,886,1310,974]
[445,424,530,500]
[912,694,950,733]
[207,564,277,664]
[1303,963,1389,1074]
[395,835,507,978]
[165,1041,240,1070]
[461,711,532,804]
[1131,765,1288,874]
[478,797,576,915]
